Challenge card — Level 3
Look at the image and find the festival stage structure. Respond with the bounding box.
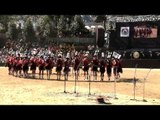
[108,20,160,68]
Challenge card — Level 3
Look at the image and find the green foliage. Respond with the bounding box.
[6,22,18,40]
[57,15,67,37]
[95,15,106,23]
[0,33,7,48]
[95,15,107,31]
[0,15,94,48]
[71,15,91,37]
[0,15,11,33]
[24,18,36,43]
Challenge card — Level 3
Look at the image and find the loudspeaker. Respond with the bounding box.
[109,30,116,49]
[96,28,105,48]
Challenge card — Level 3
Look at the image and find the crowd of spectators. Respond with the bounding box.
[0,39,95,64]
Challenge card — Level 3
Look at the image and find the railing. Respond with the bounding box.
[52,37,95,45]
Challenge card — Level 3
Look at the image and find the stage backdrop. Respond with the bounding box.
[109,21,160,50]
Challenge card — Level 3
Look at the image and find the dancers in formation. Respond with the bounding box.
[5,50,123,81]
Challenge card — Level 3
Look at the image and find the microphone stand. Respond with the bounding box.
[64,76,67,93]
[142,68,152,102]
[130,64,138,101]
[114,66,118,99]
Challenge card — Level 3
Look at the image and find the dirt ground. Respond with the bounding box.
[0,67,160,105]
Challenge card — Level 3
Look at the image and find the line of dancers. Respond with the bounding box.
[5,51,123,81]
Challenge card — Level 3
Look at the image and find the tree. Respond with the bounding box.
[6,22,18,41]
[64,15,75,37]
[24,18,36,43]
[95,15,107,31]
[34,15,57,45]
[42,16,57,38]
[49,15,90,37]
[17,22,23,41]
[57,15,67,37]
[71,15,90,37]
[0,15,11,33]
[48,15,60,31]
[0,33,7,48]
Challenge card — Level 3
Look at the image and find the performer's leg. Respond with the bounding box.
[57,72,58,80]
[49,69,51,80]
[87,71,89,80]
[39,70,41,79]
[57,71,61,80]
[46,70,48,79]
[42,70,44,79]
